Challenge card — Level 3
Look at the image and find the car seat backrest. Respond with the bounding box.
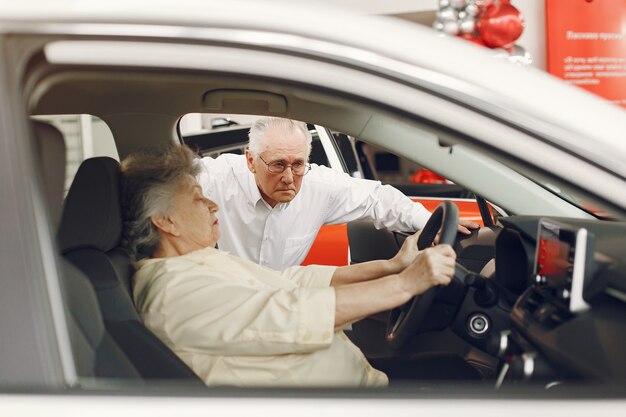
[33,120,141,380]
[33,120,67,228]
[57,156,204,383]
[58,157,140,322]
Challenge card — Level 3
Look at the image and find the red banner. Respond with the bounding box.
[546,0,626,108]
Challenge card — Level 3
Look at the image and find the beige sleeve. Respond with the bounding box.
[160,267,336,356]
[280,264,337,288]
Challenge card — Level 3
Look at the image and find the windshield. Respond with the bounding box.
[533,179,609,219]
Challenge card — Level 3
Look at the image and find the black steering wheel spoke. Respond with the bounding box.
[386,201,460,350]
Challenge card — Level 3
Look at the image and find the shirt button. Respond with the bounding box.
[302,332,311,342]
[322,331,331,341]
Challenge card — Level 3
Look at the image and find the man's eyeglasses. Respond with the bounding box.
[258,155,311,176]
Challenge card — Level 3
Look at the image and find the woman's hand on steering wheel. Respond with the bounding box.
[387,201,461,349]
[398,244,456,298]
[389,230,422,272]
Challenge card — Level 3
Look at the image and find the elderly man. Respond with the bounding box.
[198,116,477,270]
[121,144,456,387]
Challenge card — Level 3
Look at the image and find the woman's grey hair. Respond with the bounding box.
[120,144,201,260]
[248,117,312,159]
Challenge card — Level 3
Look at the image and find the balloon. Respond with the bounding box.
[450,0,467,9]
[465,2,480,16]
[508,44,533,66]
[490,44,533,66]
[437,6,458,22]
[459,16,476,34]
[477,2,525,48]
[442,20,460,35]
[436,0,532,67]
[474,0,495,8]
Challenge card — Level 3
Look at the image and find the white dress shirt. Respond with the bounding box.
[197,154,431,270]
[133,247,388,387]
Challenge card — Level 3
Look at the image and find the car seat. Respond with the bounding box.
[56,154,204,384]
[33,121,67,229]
[33,120,141,380]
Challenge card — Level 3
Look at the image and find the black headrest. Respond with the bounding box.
[33,121,67,228]
[58,157,122,253]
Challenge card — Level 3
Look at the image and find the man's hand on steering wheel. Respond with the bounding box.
[458,219,480,235]
[433,218,480,244]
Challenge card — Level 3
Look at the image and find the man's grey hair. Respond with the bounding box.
[120,144,201,260]
[248,117,312,159]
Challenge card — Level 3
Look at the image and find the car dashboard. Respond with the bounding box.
[491,216,626,385]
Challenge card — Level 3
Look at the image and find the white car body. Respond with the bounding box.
[0,0,625,415]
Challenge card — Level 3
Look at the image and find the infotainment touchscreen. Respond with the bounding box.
[534,219,592,313]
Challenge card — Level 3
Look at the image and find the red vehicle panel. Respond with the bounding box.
[302,198,489,266]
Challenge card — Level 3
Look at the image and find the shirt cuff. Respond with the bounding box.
[294,286,336,350]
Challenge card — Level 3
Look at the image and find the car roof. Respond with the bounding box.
[3,0,626,172]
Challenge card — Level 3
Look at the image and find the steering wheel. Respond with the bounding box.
[386,201,459,350]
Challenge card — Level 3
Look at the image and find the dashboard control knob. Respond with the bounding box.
[467,313,490,336]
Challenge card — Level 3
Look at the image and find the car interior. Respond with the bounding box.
[23,37,626,394]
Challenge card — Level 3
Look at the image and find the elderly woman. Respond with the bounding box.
[121,144,456,387]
